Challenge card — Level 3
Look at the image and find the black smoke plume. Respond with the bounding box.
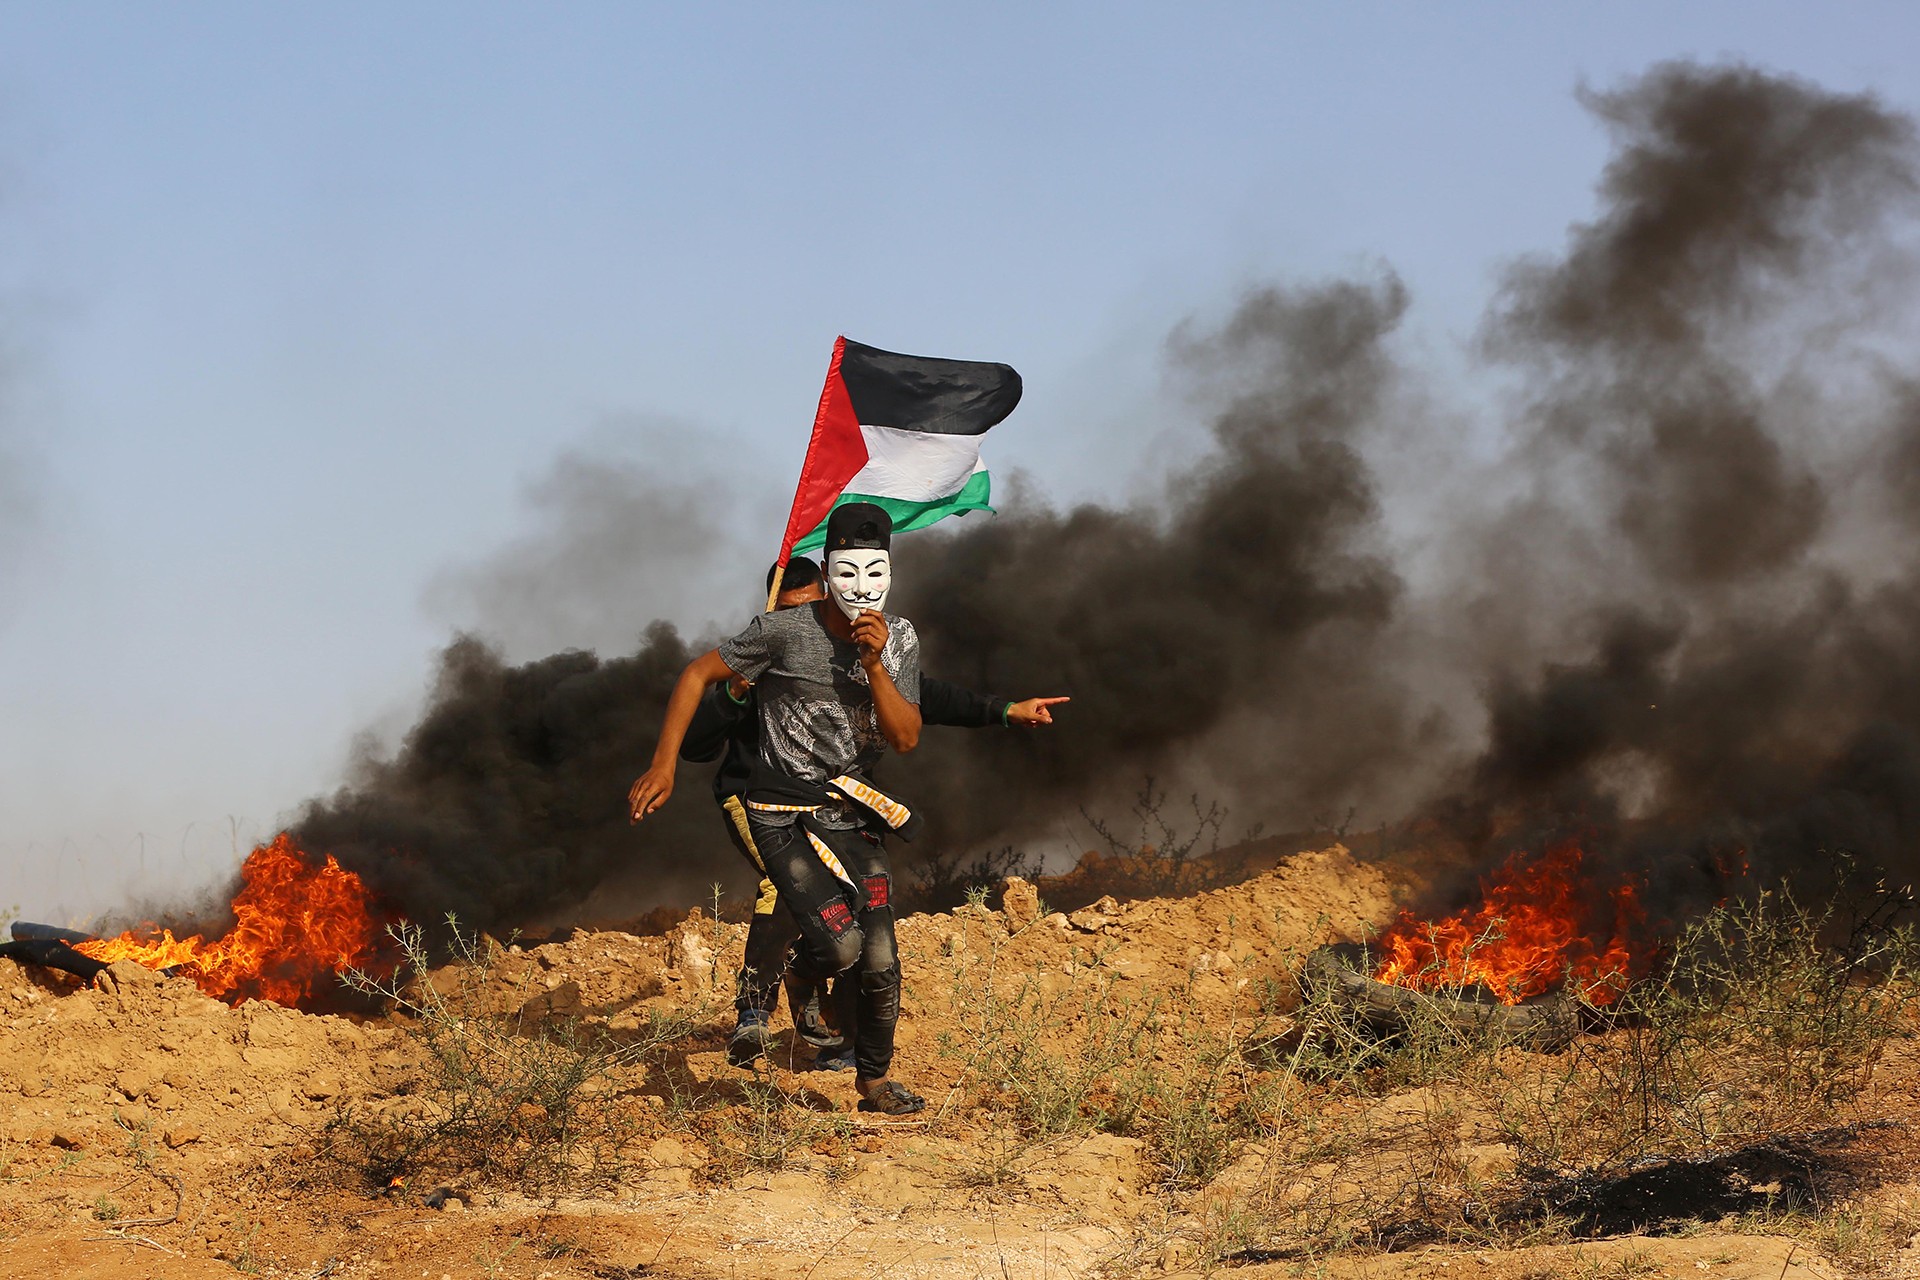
[293,276,1421,930]
[1437,62,1920,907]
[297,62,1920,932]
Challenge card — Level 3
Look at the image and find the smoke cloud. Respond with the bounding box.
[0,375,45,630]
[423,420,771,662]
[296,62,1920,932]
[0,445,36,592]
[1437,62,1920,906]
[896,274,1430,847]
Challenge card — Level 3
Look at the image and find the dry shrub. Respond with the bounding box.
[319,919,705,1192]
[932,917,1158,1184]
[1487,879,1914,1178]
[1196,874,1919,1263]
[901,844,1044,916]
[695,1075,855,1177]
[1081,778,1260,900]
[931,891,1288,1191]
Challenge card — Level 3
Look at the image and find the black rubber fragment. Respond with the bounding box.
[0,938,112,983]
[1300,942,1578,1050]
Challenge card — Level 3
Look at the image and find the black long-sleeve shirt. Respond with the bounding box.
[682,676,1010,803]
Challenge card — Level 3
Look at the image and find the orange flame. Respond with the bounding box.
[76,834,386,1007]
[1373,841,1646,1005]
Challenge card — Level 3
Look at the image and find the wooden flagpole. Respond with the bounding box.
[771,337,858,612]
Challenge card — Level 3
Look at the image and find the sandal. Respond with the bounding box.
[785,973,841,1048]
[855,1079,926,1116]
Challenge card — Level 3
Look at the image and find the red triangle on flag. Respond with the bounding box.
[777,336,869,566]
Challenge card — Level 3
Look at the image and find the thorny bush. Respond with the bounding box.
[319,919,703,1193]
[1082,777,1262,899]
[932,885,1281,1192]
[901,843,1044,916]
[1203,872,1920,1262]
[1486,875,1916,1178]
[932,863,1917,1267]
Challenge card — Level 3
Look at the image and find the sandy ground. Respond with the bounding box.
[1,845,1914,1279]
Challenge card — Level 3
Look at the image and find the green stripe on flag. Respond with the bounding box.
[791,470,993,556]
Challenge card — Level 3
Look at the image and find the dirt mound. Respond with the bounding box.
[0,955,403,1157]
[0,843,1906,1279]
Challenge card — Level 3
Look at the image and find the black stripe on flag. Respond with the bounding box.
[838,339,1022,437]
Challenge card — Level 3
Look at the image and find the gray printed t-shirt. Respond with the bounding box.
[716,603,921,827]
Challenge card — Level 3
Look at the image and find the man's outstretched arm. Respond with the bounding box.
[630,649,737,820]
[918,676,1002,728]
[919,677,1070,729]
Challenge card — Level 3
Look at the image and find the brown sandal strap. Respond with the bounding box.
[858,1081,926,1115]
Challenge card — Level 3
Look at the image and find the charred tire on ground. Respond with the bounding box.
[1301,943,1577,1050]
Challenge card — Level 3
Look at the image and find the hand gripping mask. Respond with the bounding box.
[823,502,893,621]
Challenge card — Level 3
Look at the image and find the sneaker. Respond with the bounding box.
[810,1042,855,1072]
[726,1012,773,1069]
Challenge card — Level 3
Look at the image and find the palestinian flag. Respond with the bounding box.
[778,337,1022,561]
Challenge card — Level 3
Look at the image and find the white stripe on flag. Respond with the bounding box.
[844,424,984,503]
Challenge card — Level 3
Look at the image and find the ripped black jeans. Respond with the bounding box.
[745,816,899,1081]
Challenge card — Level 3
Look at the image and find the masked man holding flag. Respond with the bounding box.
[683,556,1068,1072]
[630,503,932,1116]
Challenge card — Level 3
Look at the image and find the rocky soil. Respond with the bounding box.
[0,844,1915,1279]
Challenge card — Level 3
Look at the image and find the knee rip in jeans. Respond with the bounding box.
[861,929,898,973]
[822,930,864,975]
[858,962,902,993]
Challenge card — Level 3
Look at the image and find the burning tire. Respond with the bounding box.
[1301,942,1578,1050]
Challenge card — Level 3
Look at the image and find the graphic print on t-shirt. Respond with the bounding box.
[716,604,921,795]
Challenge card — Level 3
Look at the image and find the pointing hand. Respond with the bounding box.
[1007,696,1070,727]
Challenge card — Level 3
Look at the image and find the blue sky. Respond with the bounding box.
[1,4,1915,921]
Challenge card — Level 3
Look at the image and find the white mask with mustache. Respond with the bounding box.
[825,548,891,621]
